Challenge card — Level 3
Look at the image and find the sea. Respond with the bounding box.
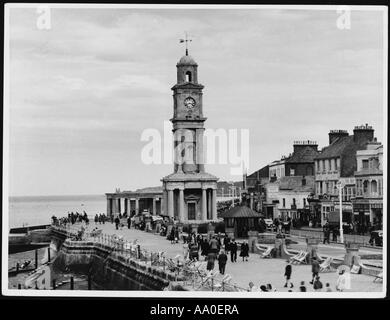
[8,194,107,229]
[7,194,107,290]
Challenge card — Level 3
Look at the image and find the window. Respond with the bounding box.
[185,71,192,82]
[363,180,369,193]
[371,180,378,194]
[227,218,234,228]
[362,159,369,169]
[290,168,295,176]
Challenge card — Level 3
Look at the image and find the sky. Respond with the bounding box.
[5,5,386,196]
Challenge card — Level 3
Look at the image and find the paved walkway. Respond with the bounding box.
[77,222,383,293]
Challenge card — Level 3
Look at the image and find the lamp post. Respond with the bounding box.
[336,180,345,244]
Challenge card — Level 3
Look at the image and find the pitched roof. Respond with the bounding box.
[221,206,263,218]
[287,146,319,163]
[247,165,269,179]
[315,136,353,159]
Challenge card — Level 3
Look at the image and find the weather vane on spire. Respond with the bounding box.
[179,32,192,56]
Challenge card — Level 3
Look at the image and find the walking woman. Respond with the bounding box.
[240,241,250,262]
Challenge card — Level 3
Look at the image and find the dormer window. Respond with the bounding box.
[185,71,192,82]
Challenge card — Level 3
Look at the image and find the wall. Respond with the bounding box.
[53,240,184,291]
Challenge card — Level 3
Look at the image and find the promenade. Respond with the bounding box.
[61,221,383,293]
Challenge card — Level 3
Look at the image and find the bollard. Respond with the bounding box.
[70,276,74,290]
[35,249,38,269]
[18,284,21,289]
[88,274,92,290]
[52,279,56,290]
[47,247,51,263]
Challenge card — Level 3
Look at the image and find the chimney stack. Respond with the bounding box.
[328,130,349,144]
[293,140,318,153]
[353,124,374,145]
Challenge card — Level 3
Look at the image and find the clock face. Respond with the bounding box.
[184,97,196,111]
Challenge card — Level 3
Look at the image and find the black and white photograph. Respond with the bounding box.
[2,4,387,298]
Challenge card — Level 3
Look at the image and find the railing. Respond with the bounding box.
[289,228,374,247]
[51,223,249,291]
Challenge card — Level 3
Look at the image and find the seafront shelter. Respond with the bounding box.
[221,206,263,238]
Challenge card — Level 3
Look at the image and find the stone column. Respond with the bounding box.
[212,188,217,221]
[152,198,157,215]
[135,198,139,215]
[179,188,185,222]
[162,190,167,216]
[126,198,131,216]
[117,198,121,214]
[112,198,117,214]
[202,187,207,221]
[168,189,174,219]
[106,198,111,216]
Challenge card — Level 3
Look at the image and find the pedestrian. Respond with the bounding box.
[209,236,219,255]
[299,281,307,292]
[332,228,338,242]
[114,216,120,230]
[323,221,330,244]
[217,250,228,275]
[239,241,249,262]
[259,285,268,292]
[336,269,347,292]
[201,237,209,259]
[94,214,98,225]
[206,252,216,271]
[127,216,131,229]
[189,242,199,261]
[183,242,189,260]
[313,275,323,291]
[223,236,231,253]
[248,282,259,292]
[230,239,238,262]
[284,263,293,288]
[310,257,320,284]
[169,227,175,244]
[325,283,332,292]
[174,227,179,244]
[266,284,275,292]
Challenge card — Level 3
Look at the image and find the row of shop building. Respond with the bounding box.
[244,124,384,230]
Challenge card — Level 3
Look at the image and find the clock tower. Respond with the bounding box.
[161,48,218,223]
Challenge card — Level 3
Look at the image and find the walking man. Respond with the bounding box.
[114,216,120,230]
[310,256,320,284]
[217,250,228,275]
[230,239,238,263]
